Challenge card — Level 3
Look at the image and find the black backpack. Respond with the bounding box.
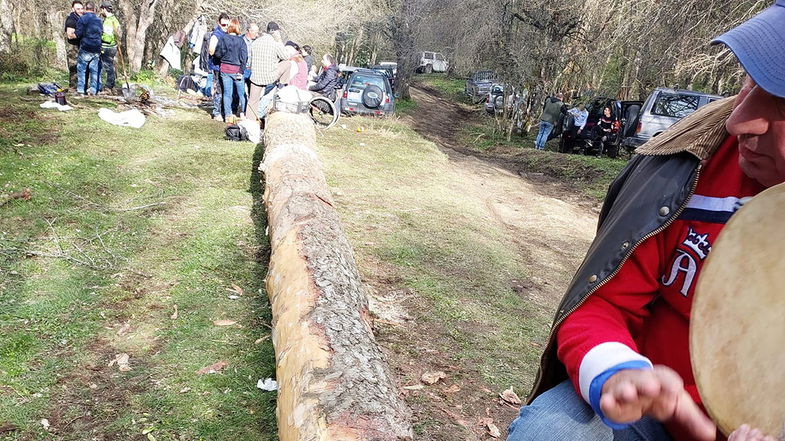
[224,124,249,141]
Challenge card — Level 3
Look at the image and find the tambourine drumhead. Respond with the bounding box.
[691,183,785,438]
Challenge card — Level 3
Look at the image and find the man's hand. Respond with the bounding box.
[600,365,716,441]
[728,425,778,441]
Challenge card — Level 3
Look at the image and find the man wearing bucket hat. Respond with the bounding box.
[506,2,785,441]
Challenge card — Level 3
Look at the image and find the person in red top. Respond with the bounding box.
[507,3,785,441]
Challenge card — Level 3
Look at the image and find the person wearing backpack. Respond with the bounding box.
[75,1,103,95]
[98,2,120,93]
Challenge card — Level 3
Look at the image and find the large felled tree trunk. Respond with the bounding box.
[261,111,413,441]
[120,0,160,72]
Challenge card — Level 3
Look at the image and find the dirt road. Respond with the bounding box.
[381,86,600,438]
[407,86,597,310]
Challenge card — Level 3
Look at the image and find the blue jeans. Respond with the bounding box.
[507,381,673,441]
[535,120,554,150]
[221,72,246,120]
[76,49,100,95]
[212,69,223,117]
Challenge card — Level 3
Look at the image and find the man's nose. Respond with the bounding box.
[726,86,773,137]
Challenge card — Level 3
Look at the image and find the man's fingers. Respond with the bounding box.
[672,390,716,441]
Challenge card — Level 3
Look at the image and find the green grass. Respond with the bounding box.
[394,98,418,116]
[0,82,275,440]
[318,116,551,394]
[413,73,468,102]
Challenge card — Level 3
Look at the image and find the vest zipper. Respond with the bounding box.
[528,163,703,400]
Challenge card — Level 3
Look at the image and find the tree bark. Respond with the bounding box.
[120,0,160,72]
[261,111,413,441]
[0,0,14,54]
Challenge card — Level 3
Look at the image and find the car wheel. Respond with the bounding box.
[361,85,384,109]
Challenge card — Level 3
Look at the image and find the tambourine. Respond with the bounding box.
[691,183,785,439]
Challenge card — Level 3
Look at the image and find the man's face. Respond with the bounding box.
[579,104,585,111]
[218,19,229,30]
[727,76,785,187]
[73,3,84,15]
[247,26,259,39]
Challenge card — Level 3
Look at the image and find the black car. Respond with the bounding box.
[340,69,395,116]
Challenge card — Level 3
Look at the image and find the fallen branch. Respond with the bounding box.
[0,247,105,271]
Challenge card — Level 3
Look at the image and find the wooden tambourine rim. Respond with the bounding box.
[690,182,785,438]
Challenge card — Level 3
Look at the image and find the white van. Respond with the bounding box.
[417,52,448,73]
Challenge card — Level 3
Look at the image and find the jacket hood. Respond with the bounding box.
[550,96,560,103]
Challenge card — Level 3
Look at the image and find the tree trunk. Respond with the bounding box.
[0,0,14,54]
[50,10,67,70]
[391,1,418,100]
[261,111,413,441]
[121,0,160,72]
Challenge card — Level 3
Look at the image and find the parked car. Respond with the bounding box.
[340,68,395,117]
[621,88,723,151]
[371,64,396,89]
[484,83,525,115]
[465,70,497,104]
[559,97,644,158]
[378,61,398,76]
[416,51,448,73]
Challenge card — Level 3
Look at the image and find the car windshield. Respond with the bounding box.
[652,92,700,118]
[424,53,434,60]
[349,74,387,91]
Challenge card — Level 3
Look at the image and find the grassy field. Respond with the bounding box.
[0,82,276,440]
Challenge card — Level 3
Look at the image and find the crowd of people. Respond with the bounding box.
[64,6,343,125]
[201,13,341,124]
[534,93,619,156]
[64,0,120,95]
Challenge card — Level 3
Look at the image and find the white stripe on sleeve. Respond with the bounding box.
[578,342,653,403]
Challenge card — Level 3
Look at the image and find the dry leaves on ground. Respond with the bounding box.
[227,284,244,296]
[170,304,179,320]
[108,353,132,372]
[421,371,447,385]
[213,319,238,327]
[479,417,501,438]
[196,361,228,375]
[500,386,522,405]
[444,384,461,393]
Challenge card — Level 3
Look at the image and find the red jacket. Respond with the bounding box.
[557,136,765,440]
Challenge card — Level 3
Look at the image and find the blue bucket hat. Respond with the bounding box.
[712,0,785,98]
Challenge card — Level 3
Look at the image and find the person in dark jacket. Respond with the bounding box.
[591,106,618,156]
[75,1,103,95]
[309,54,339,100]
[214,18,248,122]
[534,93,566,150]
[64,0,84,90]
[507,3,785,441]
[206,13,229,120]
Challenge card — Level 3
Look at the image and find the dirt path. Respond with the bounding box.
[376,86,600,438]
[406,86,597,306]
